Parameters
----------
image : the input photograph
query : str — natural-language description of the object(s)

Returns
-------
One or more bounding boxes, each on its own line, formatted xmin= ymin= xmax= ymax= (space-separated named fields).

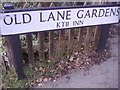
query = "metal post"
xmin=96 ymin=2 xmax=117 ymax=53
xmin=96 ymin=24 xmax=111 ymax=53
xmin=3 ymin=3 xmax=25 ymax=80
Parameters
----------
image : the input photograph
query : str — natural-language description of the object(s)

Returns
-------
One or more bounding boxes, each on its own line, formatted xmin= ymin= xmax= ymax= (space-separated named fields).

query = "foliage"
xmin=2 ymin=60 xmax=58 ymax=88
xmin=2 ymin=71 xmax=26 ymax=88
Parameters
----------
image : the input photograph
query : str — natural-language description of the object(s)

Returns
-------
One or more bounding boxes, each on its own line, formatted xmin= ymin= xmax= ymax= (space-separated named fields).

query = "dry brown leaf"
xmin=43 ymin=78 xmax=48 ymax=82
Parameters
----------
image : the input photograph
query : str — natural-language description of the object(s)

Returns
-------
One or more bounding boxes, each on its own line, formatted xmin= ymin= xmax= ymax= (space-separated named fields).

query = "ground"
xmin=35 ymin=24 xmax=118 ymax=88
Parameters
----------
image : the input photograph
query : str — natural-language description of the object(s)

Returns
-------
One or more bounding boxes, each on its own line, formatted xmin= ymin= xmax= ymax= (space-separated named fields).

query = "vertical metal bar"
xmin=67 ymin=2 xmax=77 ymax=54
xmin=96 ymin=24 xmax=111 ymax=53
xmin=3 ymin=3 xmax=25 ymax=80
xmin=59 ymin=29 xmax=65 ymax=56
xmin=68 ymin=28 xmax=75 ymax=54
xmin=26 ymin=34 xmax=34 ymax=62
xmin=59 ymin=2 xmax=66 ymax=57
xmin=93 ymin=0 xmax=106 ymax=52
xmin=38 ymin=32 xmax=45 ymax=60
xmin=23 ymin=2 xmax=34 ymax=62
xmin=49 ymin=3 xmax=55 ymax=60
xmin=37 ymin=3 xmax=45 ymax=60
xmin=92 ymin=26 xmax=101 ymax=50
xmin=84 ymin=27 xmax=94 ymax=53
xmin=78 ymin=28 xmax=85 ymax=52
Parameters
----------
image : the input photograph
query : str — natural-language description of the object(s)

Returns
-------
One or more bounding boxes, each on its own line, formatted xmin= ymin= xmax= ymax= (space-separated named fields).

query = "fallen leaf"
xmin=69 ymin=57 xmax=74 ymax=61
xmin=47 ymin=60 xmax=51 ymax=63
xmin=39 ymin=78 xmax=43 ymax=82
xmin=35 ymin=67 xmax=38 ymax=71
xmin=49 ymin=78 xmax=52 ymax=81
xmin=68 ymin=66 xmax=71 ymax=68
xmin=39 ymin=67 xmax=43 ymax=71
xmin=29 ymin=64 xmax=33 ymax=68
xmin=43 ymin=78 xmax=48 ymax=82
xmin=53 ymin=79 xmax=56 ymax=82
xmin=38 ymin=83 xmax=44 ymax=87
xmin=86 ymin=61 xmax=90 ymax=65
xmin=74 ymin=52 xmax=78 ymax=55
xmin=50 ymin=70 xmax=54 ymax=72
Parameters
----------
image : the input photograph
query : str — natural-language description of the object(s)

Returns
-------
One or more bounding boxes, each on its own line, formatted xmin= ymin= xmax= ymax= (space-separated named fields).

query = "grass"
xmin=2 ymin=68 xmax=34 ymax=88
xmin=2 ymin=71 xmax=26 ymax=88
xmin=1 ymin=60 xmax=58 ymax=88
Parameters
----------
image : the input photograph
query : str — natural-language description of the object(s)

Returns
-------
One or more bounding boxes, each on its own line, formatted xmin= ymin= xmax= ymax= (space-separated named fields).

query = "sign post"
xmin=3 ymin=3 xmax=25 ymax=80
xmin=96 ymin=24 xmax=111 ymax=53
xmin=96 ymin=2 xmax=119 ymax=53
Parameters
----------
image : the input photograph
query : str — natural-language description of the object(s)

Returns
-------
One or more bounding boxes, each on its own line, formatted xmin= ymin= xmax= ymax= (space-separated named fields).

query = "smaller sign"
xmin=0 ymin=4 xmax=120 ymax=35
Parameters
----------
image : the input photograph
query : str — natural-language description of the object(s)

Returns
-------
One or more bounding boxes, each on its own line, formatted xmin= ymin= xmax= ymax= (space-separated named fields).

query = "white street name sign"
xmin=0 ymin=4 xmax=119 ymax=35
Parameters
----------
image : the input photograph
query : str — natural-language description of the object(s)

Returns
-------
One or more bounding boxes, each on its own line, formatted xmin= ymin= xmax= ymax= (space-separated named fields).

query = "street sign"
xmin=0 ymin=4 xmax=119 ymax=35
